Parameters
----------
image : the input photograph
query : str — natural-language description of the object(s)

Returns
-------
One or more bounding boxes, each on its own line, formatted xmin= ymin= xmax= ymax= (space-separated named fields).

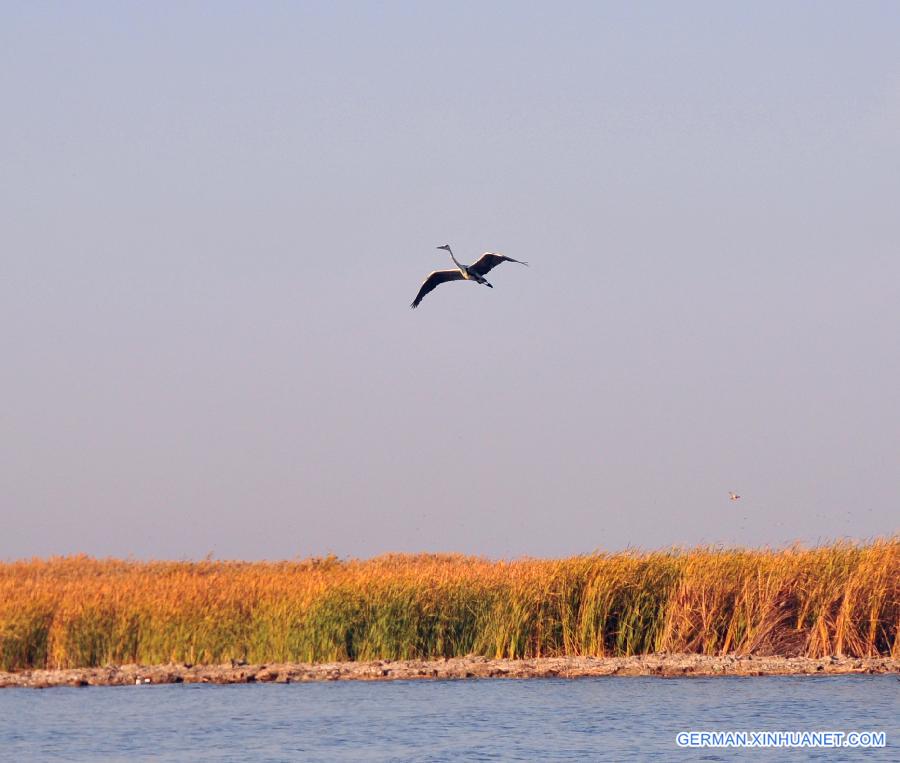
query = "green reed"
xmin=0 ymin=541 xmax=896 ymax=671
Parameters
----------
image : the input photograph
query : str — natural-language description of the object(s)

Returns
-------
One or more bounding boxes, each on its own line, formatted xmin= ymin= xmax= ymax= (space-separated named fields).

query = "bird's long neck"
xmin=446 ymin=247 xmax=464 ymax=271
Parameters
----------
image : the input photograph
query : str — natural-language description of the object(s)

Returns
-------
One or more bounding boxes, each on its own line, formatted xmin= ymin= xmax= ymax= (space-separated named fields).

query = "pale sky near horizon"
xmin=2 ymin=2 xmax=899 ymax=560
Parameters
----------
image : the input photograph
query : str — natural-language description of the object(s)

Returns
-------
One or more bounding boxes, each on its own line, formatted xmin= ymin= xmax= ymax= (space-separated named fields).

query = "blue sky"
xmin=2 ymin=2 xmax=899 ymax=559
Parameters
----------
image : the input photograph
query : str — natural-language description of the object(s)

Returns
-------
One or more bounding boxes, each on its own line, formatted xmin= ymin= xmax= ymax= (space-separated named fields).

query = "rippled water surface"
xmin=2 ymin=675 xmax=897 ymax=761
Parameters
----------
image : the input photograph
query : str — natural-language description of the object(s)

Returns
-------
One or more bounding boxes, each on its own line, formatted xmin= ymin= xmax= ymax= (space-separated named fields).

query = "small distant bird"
xmin=729 ymin=492 xmax=741 ymax=501
xmin=411 ymin=244 xmax=527 ymax=308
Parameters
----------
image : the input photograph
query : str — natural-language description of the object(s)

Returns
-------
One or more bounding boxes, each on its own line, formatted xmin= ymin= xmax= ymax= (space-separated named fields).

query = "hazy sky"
xmin=2 ymin=2 xmax=899 ymax=560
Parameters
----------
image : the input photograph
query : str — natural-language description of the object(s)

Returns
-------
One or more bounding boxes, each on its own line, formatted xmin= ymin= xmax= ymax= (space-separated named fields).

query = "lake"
xmin=1 ymin=676 xmax=896 ymax=761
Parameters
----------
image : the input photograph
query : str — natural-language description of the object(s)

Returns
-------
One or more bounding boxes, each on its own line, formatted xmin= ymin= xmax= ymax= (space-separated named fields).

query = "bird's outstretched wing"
xmin=468 ymin=252 xmax=528 ymax=277
xmin=411 ymin=269 xmax=465 ymax=308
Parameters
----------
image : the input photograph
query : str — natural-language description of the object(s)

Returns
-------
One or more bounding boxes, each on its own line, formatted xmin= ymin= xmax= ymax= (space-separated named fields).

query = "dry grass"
xmin=1 ymin=540 xmax=897 ymax=671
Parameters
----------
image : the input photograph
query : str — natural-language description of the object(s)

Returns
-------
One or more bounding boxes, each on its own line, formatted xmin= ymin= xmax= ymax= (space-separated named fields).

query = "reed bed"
xmin=1 ymin=540 xmax=897 ymax=671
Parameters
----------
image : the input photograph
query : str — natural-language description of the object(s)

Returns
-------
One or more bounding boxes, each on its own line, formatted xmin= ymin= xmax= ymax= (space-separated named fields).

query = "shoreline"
xmin=2 ymin=654 xmax=898 ymax=688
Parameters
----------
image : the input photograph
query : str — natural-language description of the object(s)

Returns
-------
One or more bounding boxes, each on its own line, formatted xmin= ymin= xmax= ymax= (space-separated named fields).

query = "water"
xmin=1 ymin=676 xmax=896 ymax=761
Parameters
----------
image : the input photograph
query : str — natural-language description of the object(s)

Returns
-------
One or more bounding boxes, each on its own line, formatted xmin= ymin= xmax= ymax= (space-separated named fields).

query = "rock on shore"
xmin=2 ymin=654 xmax=898 ymax=688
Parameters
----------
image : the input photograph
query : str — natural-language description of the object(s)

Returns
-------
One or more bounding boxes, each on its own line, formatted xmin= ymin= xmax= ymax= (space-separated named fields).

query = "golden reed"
xmin=2 ymin=540 xmax=896 ymax=670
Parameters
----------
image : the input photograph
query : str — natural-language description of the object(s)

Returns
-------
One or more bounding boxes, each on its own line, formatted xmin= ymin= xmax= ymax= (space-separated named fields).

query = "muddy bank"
xmin=2 ymin=654 xmax=898 ymax=688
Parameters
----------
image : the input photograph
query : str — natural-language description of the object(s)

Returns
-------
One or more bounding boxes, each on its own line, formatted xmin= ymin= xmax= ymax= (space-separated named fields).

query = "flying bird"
xmin=729 ymin=492 xmax=741 ymax=501
xmin=411 ymin=244 xmax=527 ymax=308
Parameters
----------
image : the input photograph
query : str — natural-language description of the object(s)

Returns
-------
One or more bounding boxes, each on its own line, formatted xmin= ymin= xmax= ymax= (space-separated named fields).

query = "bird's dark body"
xmin=463 ymin=267 xmax=491 ymax=286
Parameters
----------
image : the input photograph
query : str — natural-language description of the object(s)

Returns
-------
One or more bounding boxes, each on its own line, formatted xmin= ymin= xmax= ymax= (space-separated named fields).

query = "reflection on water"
xmin=1 ymin=676 xmax=896 ymax=761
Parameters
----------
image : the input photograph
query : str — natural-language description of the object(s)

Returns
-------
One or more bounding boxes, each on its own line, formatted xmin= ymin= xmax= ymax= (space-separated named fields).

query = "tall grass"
xmin=1 ymin=540 xmax=896 ymax=671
